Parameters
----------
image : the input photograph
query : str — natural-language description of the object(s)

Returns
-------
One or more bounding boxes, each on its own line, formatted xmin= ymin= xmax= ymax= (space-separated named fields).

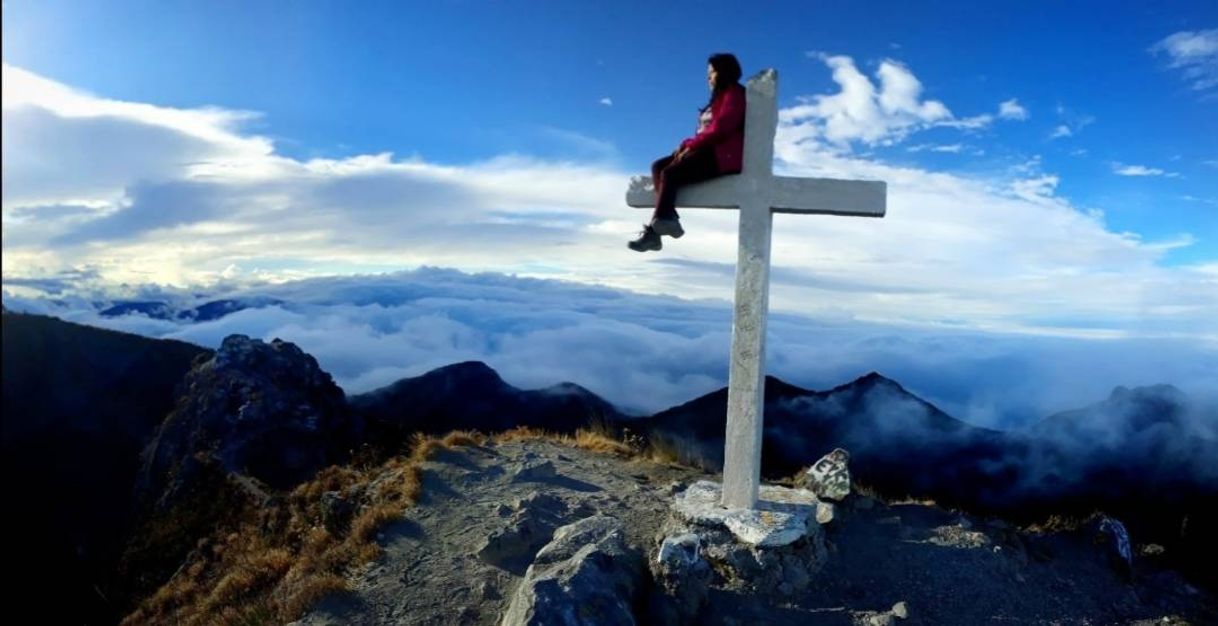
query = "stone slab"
xmin=672 ymin=480 xmax=821 ymax=547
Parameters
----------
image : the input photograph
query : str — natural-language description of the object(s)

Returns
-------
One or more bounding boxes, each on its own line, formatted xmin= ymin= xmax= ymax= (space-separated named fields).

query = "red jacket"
xmin=680 ymin=83 xmax=746 ymax=173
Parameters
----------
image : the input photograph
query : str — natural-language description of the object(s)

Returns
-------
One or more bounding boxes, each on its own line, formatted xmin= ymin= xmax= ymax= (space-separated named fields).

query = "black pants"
xmin=651 ymin=149 xmax=720 ymax=222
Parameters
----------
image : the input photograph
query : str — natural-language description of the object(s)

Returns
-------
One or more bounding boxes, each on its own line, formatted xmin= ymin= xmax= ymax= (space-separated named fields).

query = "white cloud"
xmin=998 ymin=98 xmax=1028 ymax=120
xmin=935 ymin=114 xmax=994 ymax=129
xmin=1049 ymin=125 xmax=1073 ymax=139
xmin=1181 ymin=194 xmax=1218 ymax=206
xmin=787 ymin=53 xmax=994 ymax=149
xmin=537 ymin=126 xmax=617 ymax=160
xmin=599 ymin=97 xmax=613 ymax=106
xmin=3 ymin=63 xmax=1215 ymax=352
xmin=4 ymin=269 xmax=1216 ymax=429
xmin=1047 ymin=105 xmax=1095 ymax=140
xmin=907 ymin=143 xmax=964 ymax=153
xmin=1150 ymin=28 xmax=1218 ymax=94
xmin=1 ymin=63 xmax=279 ymax=209
xmin=1112 ymin=162 xmax=1179 ymax=177
xmin=1009 ymin=174 xmax=1060 ymax=200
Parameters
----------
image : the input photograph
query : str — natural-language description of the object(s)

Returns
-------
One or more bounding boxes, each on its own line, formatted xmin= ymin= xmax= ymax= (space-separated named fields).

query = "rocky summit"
xmin=289 ymin=437 xmax=1215 ymax=626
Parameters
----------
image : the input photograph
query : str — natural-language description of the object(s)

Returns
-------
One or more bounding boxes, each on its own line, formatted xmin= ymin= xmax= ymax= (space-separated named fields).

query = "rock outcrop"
xmin=501 ymin=515 xmax=645 ymax=626
xmin=134 ymin=334 xmax=362 ymax=511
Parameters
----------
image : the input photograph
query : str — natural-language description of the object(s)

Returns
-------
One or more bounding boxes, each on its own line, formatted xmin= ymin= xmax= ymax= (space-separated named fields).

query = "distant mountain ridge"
xmin=350 ymin=360 xmax=628 ymax=446
xmin=641 ymin=370 xmax=1020 ymax=508
xmin=2 ymin=310 xmax=1215 ymax=623
xmin=99 ymin=296 xmax=285 ymax=322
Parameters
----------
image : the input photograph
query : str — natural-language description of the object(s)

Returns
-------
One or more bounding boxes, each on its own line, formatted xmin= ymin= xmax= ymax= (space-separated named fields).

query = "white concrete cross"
xmin=626 ymin=68 xmax=887 ymax=510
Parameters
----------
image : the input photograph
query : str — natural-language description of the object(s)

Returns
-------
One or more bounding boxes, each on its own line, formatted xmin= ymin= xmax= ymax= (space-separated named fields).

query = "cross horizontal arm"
xmin=769 ymin=176 xmax=886 ymax=217
xmin=625 ymin=175 xmax=743 ymax=210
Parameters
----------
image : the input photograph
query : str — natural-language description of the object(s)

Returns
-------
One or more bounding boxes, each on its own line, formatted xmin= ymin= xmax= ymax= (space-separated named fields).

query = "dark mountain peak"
xmin=856 ymin=371 xmax=901 ymax=388
xmin=185 ymin=297 xmax=286 ymax=322
xmin=542 ymin=381 xmax=595 ymax=395
xmin=137 ymin=334 xmax=359 ymax=508
xmin=762 ymin=374 xmax=813 ymax=397
xmin=1032 ymin=382 xmax=1193 ymax=439
xmin=424 ymin=360 xmax=507 ymax=387
xmin=816 ymin=370 xmax=905 ymax=397
xmin=100 ymin=300 xmax=175 ymax=320
xmin=98 ymin=297 xmax=283 ymax=322
xmin=1108 ymin=383 xmax=1186 ymax=405
xmin=354 ymin=361 xmax=626 ymax=437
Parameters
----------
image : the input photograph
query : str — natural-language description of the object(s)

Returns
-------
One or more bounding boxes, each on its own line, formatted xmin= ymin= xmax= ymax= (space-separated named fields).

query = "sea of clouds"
xmin=5 ymin=267 xmax=1215 ymax=429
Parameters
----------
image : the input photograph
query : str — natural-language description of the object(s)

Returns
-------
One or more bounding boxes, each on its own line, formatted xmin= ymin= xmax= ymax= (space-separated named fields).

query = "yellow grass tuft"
xmin=572 ymin=428 xmax=635 ymax=457
xmin=641 ymin=434 xmax=686 ymax=466
xmin=1023 ymin=510 xmax=1103 ymax=534
xmin=493 ymin=425 xmax=552 ymax=443
xmin=441 ymin=430 xmax=487 ymax=448
xmin=350 ymin=503 xmax=405 ymax=544
xmin=281 ymin=574 xmax=348 ymax=620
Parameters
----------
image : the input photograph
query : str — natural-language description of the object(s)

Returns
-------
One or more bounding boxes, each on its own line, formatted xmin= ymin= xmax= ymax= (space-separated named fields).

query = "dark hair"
xmin=702 ymin=53 xmax=743 ymax=112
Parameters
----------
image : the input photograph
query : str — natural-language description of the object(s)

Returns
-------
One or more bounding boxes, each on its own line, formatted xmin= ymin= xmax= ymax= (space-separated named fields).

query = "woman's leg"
xmin=653 ymin=149 xmax=720 ymax=222
xmin=648 ymin=155 xmax=676 ymax=224
xmin=652 ymin=155 xmax=676 ymax=185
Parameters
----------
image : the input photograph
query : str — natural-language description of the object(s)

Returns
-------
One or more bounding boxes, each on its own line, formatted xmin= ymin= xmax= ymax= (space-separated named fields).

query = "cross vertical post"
xmin=721 ymin=70 xmax=779 ymax=509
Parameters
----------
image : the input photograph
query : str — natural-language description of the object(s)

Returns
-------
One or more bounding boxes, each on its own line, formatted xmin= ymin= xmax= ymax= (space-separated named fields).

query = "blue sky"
xmin=2 ymin=1 xmax=1216 ymax=422
xmin=4 ymin=1 xmax=1215 ymax=261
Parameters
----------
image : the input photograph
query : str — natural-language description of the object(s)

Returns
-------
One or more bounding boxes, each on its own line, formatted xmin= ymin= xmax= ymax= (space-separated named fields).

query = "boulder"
xmin=648 ymin=533 xmax=712 ymax=624
xmin=320 ymin=491 xmax=354 ymax=534
xmin=501 ymin=515 xmax=644 ymax=626
xmin=1094 ymin=515 xmax=1134 ymax=579
xmin=512 ymin=459 xmax=558 ymax=482
xmin=477 ymin=491 xmax=569 ymax=572
xmin=801 ymin=448 xmax=852 ymax=501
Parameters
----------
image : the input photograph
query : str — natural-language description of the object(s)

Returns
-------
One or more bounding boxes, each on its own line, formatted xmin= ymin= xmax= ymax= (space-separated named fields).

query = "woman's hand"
xmin=672 ymin=146 xmax=690 ymax=162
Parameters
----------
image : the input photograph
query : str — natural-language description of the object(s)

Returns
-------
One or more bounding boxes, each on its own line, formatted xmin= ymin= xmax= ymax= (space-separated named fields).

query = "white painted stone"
xmin=626 ymin=69 xmax=886 ymax=510
xmin=656 ymin=533 xmax=702 ymax=567
xmin=671 ymin=480 xmax=822 ymax=547
xmin=805 ymin=447 xmax=851 ymax=501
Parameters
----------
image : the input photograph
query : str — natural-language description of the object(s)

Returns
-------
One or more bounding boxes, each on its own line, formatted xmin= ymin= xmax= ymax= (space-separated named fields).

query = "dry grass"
xmin=120 ymin=431 xmax=483 ymax=626
xmin=494 ymin=425 xmax=558 ymax=444
xmin=493 ymin=425 xmax=636 ymax=457
xmin=843 ymin=480 xmax=941 ymax=508
xmin=1022 ymin=510 xmax=1104 ymax=534
xmin=639 ymin=433 xmax=687 ymax=466
xmin=494 ymin=423 xmax=698 ymax=466
xmin=122 ymin=423 xmax=683 ymax=625
xmin=572 ymin=429 xmax=636 ymax=456
xmin=885 ymin=495 xmax=940 ymax=507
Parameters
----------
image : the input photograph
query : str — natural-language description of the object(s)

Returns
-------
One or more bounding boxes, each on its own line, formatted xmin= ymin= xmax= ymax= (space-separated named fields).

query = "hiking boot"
xmin=651 ymin=217 xmax=685 ymax=238
xmin=627 ymin=225 xmax=662 ymax=252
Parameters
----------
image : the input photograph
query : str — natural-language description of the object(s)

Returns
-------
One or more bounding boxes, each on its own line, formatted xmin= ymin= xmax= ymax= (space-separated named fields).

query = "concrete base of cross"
xmin=672 ymin=480 xmax=823 ymax=547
